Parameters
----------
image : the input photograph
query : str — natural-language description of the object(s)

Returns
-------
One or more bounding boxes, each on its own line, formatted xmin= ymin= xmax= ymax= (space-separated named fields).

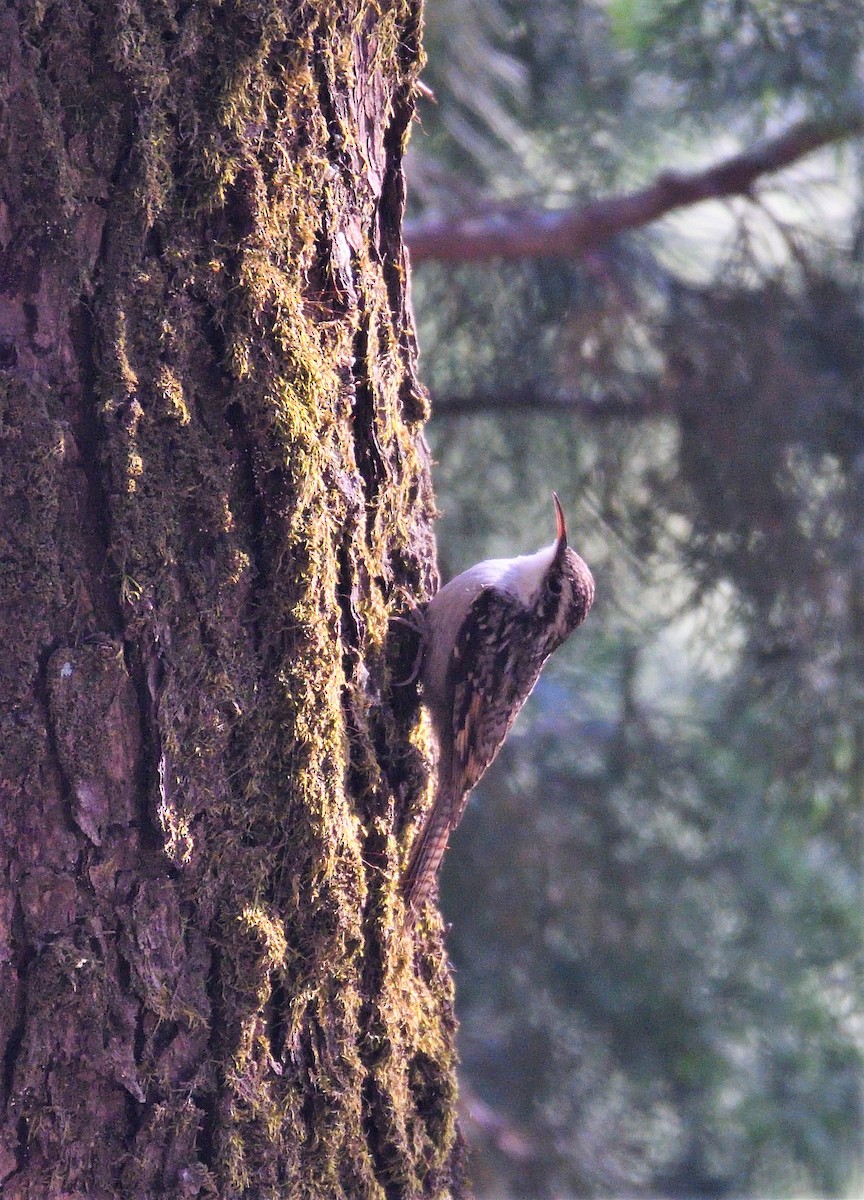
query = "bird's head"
xmin=543 ymin=492 xmax=595 ymax=641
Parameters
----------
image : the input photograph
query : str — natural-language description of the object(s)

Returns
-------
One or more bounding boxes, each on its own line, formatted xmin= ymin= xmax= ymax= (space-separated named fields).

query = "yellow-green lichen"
xmin=7 ymin=0 xmax=457 ymax=1194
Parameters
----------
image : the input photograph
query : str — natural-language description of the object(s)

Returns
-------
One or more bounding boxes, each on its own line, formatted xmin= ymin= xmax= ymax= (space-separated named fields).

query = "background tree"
xmin=404 ymin=1 xmax=864 ymax=1196
xmin=0 ymin=3 xmax=463 ymax=1198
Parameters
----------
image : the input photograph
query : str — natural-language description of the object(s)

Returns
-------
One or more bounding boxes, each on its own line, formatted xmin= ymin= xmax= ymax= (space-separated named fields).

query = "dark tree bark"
xmin=0 ymin=3 xmax=461 ymax=1197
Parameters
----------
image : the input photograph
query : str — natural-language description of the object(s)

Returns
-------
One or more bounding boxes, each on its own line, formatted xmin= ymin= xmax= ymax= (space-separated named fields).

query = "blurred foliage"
xmin=407 ymin=0 xmax=864 ymax=1196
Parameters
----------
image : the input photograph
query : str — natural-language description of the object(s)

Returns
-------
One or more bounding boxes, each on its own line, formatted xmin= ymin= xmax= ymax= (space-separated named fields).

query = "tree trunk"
xmin=0 ymin=3 xmax=461 ymax=1196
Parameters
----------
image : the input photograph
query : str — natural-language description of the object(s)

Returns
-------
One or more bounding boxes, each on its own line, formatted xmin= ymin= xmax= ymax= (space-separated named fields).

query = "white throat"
xmin=469 ymin=541 xmax=557 ymax=605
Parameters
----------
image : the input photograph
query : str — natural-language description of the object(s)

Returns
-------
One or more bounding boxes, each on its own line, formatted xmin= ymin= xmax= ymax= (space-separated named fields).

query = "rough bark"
xmin=0 ymin=2 xmax=460 ymax=1197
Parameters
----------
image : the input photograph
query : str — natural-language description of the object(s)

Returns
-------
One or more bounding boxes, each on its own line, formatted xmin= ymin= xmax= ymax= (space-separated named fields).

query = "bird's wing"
xmin=404 ymin=588 xmax=548 ymax=917
xmin=447 ymin=587 xmax=545 ymax=830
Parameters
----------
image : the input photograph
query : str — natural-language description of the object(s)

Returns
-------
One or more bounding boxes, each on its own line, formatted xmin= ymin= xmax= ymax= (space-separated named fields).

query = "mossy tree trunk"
xmin=0 ymin=2 xmax=460 ymax=1196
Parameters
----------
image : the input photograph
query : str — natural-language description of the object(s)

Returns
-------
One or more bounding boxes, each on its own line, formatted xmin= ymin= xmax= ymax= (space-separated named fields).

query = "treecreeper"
xmin=404 ymin=494 xmax=595 ymax=919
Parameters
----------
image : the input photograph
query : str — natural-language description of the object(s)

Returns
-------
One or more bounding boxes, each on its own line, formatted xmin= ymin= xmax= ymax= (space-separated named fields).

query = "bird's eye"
xmin=548 ymin=575 xmax=562 ymax=596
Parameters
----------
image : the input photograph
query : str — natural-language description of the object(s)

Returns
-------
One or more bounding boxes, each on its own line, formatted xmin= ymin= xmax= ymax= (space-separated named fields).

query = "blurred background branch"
xmin=407 ymin=112 xmax=864 ymax=264
xmin=406 ymin=1 xmax=864 ymax=1196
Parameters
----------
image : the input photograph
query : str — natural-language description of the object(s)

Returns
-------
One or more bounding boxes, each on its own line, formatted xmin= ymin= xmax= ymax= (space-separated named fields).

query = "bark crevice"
xmin=0 ymin=3 xmax=461 ymax=1196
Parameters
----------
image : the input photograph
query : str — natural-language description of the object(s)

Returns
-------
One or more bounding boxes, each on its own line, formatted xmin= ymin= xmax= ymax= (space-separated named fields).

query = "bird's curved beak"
xmin=552 ymin=492 xmax=568 ymax=549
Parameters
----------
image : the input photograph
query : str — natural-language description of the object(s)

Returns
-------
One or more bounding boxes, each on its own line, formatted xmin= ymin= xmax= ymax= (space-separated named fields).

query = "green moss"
xmin=6 ymin=0 xmax=457 ymax=1193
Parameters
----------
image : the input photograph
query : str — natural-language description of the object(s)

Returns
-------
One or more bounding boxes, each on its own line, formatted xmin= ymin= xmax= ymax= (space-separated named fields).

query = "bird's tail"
xmin=402 ymin=795 xmax=455 ymax=922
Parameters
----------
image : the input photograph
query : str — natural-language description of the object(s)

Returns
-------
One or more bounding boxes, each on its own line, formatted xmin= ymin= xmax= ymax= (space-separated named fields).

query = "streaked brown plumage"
xmin=404 ymin=494 xmax=595 ymax=919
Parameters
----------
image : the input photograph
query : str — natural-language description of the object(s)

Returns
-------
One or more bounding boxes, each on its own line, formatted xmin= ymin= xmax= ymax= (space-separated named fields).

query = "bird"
xmin=403 ymin=493 xmax=595 ymax=919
